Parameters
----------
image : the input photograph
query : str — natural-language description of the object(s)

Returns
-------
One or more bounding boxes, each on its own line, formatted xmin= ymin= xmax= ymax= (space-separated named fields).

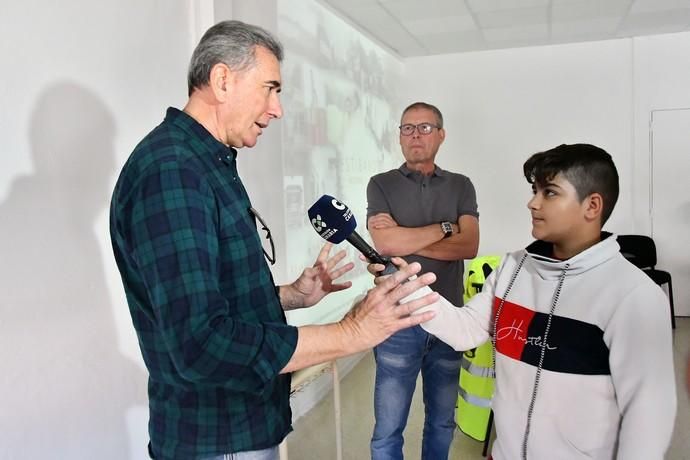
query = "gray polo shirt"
xmin=366 ymin=163 xmax=479 ymax=307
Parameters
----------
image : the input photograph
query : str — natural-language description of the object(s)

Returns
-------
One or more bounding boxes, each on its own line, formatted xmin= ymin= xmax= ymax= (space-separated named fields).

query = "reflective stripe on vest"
xmin=458 ymin=385 xmax=493 ymax=408
xmin=461 ymin=355 xmax=496 ymax=379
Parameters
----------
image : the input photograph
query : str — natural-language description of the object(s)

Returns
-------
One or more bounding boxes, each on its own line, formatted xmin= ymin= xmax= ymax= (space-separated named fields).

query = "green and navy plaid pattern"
xmin=110 ymin=108 xmax=298 ymax=459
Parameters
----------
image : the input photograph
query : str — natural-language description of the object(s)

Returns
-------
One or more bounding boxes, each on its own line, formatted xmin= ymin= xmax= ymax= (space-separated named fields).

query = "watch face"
xmin=441 ymin=221 xmax=453 ymax=237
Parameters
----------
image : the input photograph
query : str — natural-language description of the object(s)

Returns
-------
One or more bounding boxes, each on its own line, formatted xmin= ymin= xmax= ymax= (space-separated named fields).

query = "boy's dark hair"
xmin=523 ymin=144 xmax=619 ymax=225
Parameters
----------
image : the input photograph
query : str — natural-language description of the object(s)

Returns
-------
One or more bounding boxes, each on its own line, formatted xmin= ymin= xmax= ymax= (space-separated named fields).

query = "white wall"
xmin=402 ymin=39 xmax=634 ymax=256
xmin=0 ymin=1 xmax=194 ymax=459
xmin=632 ymin=33 xmax=690 ymax=234
xmin=401 ymin=32 xmax=690 ymax=263
xmin=633 ymin=33 xmax=690 ymax=316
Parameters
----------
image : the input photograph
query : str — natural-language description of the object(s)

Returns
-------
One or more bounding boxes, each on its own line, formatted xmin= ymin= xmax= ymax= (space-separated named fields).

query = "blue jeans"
xmin=201 ymin=446 xmax=279 ymax=460
xmin=371 ymin=325 xmax=461 ymax=460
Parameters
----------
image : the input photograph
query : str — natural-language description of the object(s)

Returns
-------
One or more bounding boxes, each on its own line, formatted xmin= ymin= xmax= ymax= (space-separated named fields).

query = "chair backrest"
xmin=617 ymin=234 xmax=657 ymax=269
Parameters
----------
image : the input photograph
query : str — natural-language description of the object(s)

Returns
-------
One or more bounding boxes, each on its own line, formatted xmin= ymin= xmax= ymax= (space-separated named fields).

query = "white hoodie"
xmin=419 ymin=234 xmax=676 ymax=459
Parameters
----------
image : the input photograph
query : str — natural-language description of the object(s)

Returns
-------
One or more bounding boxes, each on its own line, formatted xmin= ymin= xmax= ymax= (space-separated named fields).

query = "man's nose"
xmin=268 ymin=93 xmax=283 ymax=119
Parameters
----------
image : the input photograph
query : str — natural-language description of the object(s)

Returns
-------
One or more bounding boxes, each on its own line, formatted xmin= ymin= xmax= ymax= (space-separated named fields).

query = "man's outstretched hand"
xmin=339 ymin=261 xmax=438 ymax=349
xmin=281 ymin=242 xmax=354 ymax=310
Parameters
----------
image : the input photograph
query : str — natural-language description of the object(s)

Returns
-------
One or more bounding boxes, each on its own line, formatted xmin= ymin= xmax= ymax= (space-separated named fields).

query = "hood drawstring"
xmin=490 ymin=254 xmax=570 ymax=460
xmin=491 ymin=255 xmax=527 ymax=371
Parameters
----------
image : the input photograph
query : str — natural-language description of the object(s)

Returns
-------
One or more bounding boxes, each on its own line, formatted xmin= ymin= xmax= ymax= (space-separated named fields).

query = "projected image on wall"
xmin=277 ymin=0 xmax=403 ymax=325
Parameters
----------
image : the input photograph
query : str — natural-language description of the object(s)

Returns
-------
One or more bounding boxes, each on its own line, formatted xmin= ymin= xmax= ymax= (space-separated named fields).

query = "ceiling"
xmin=319 ymin=0 xmax=690 ymax=57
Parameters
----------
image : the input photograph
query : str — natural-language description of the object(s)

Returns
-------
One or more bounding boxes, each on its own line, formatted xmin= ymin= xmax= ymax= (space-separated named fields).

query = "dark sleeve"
xmin=128 ymin=160 xmax=297 ymax=392
xmin=366 ymin=176 xmax=392 ymax=227
xmin=457 ymin=176 xmax=479 ymax=219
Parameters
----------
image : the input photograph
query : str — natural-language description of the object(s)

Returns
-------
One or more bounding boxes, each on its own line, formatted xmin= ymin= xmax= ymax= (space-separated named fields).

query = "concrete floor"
xmin=286 ymin=318 xmax=690 ymax=459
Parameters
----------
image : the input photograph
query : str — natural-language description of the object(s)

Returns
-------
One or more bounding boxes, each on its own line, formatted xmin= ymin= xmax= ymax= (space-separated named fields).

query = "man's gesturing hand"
xmin=339 ymin=261 xmax=438 ymax=350
xmin=282 ymin=242 xmax=354 ymax=310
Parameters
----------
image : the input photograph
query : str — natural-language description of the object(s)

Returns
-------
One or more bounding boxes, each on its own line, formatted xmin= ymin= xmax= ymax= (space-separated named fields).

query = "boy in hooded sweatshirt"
xmin=372 ymin=143 xmax=676 ymax=459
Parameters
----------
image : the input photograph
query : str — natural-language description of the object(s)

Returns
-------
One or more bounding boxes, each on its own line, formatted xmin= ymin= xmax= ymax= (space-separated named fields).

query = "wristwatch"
xmin=440 ymin=221 xmax=453 ymax=238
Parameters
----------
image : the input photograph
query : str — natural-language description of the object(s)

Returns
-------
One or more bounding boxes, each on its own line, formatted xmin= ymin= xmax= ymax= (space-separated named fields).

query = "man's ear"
xmin=584 ymin=192 xmax=603 ymax=222
xmin=209 ymin=63 xmax=232 ymax=102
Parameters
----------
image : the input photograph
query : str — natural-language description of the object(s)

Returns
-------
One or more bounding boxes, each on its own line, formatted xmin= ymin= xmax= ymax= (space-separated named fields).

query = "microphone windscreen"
xmin=307 ymin=195 xmax=358 ymax=244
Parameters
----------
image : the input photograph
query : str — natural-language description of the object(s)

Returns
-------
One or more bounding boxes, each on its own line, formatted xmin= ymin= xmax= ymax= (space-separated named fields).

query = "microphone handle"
xmin=346 ymin=231 xmax=398 ymax=276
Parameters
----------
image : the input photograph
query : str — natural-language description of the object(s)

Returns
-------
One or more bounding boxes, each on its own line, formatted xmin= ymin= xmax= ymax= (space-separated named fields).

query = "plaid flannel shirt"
xmin=110 ymin=108 xmax=297 ymax=459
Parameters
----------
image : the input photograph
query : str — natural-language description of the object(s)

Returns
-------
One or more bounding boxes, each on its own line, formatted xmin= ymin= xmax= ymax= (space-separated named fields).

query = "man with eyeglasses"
xmin=110 ymin=22 xmax=440 ymax=460
xmin=366 ymin=101 xmax=480 ymax=459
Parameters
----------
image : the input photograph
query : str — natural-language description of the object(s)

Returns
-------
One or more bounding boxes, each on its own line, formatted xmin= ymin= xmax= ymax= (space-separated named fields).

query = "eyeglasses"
xmin=249 ymin=207 xmax=276 ymax=265
xmin=399 ymin=123 xmax=441 ymax=136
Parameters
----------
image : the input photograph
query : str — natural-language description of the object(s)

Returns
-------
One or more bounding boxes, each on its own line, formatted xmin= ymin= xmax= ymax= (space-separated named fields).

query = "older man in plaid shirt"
xmin=110 ymin=20 xmax=438 ymax=460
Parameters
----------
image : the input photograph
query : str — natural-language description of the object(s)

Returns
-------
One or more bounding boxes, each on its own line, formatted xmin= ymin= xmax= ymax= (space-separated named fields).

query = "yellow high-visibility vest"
xmin=456 ymin=255 xmax=501 ymax=442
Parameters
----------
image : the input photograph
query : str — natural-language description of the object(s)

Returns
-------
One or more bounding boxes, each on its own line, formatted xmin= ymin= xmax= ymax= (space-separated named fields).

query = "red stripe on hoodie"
xmin=493 ymin=298 xmax=536 ymax=361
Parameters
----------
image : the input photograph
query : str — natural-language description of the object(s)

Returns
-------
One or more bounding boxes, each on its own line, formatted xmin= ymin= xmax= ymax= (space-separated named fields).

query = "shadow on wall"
xmin=0 ymin=82 xmax=147 ymax=459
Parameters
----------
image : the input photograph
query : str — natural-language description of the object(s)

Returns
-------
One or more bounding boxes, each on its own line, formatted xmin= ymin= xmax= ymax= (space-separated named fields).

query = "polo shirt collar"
xmin=398 ymin=163 xmax=446 ymax=177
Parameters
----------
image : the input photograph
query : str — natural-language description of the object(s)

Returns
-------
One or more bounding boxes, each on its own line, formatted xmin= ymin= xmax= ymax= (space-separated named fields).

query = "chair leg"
xmin=332 ymin=361 xmax=342 ymax=460
xmin=666 ymin=280 xmax=675 ymax=329
xmin=482 ymin=410 xmax=494 ymax=457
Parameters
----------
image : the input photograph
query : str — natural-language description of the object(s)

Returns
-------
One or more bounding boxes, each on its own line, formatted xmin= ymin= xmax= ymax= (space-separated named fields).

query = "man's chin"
xmin=241 ymin=137 xmax=258 ymax=148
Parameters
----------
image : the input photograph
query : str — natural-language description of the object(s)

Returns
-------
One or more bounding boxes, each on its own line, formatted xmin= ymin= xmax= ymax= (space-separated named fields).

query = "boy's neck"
xmin=551 ymin=232 xmax=603 ymax=260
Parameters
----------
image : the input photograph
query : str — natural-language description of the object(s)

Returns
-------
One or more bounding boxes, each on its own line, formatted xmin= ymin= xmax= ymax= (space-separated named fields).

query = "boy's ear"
xmin=583 ymin=192 xmax=603 ymax=222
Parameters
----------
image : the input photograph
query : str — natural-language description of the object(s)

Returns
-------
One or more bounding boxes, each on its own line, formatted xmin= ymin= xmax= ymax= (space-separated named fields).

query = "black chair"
xmin=617 ymin=234 xmax=675 ymax=329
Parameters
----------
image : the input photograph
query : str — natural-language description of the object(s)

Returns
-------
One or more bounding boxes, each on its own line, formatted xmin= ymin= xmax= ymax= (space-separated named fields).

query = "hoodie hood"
xmin=521 ymin=232 xmax=620 ymax=279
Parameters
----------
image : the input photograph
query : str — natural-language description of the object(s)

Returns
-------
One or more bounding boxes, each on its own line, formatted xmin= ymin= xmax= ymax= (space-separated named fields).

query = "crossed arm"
xmin=368 ymin=212 xmax=479 ymax=261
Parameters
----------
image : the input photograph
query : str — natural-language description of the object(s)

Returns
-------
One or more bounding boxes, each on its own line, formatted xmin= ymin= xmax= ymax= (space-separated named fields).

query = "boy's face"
xmin=527 ymin=173 xmax=590 ymax=244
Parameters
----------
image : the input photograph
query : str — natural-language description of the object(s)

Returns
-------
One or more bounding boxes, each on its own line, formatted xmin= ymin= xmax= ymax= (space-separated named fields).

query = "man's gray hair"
xmin=401 ymin=102 xmax=444 ymax=128
xmin=187 ymin=20 xmax=283 ymax=96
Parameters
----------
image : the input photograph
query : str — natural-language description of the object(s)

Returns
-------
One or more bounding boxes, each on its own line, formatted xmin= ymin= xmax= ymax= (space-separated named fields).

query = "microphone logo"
xmin=331 ymin=199 xmax=346 ymax=211
xmin=310 ymin=214 xmax=327 ymax=234
xmin=310 ymin=213 xmax=339 ymax=241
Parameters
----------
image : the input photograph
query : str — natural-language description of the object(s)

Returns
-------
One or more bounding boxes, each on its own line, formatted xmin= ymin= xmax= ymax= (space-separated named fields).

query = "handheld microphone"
xmin=307 ymin=195 xmax=397 ymax=275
